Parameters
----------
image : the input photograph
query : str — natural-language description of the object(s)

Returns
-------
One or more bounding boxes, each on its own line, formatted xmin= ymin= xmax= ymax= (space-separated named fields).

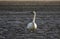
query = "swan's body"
xmin=27 ymin=11 xmax=37 ymax=32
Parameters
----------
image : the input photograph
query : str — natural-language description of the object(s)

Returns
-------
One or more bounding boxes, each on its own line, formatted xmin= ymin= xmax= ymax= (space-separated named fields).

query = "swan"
xmin=27 ymin=11 xmax=37 ymax=32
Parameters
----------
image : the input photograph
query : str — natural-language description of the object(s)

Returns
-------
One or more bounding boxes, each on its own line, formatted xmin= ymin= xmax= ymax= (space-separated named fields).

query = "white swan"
xmin=27 ymin=11 xmax=37 ymax=32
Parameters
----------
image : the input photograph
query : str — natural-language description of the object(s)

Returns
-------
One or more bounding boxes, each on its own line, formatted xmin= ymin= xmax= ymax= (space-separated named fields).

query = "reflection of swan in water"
xmin=27 ymin=11 xmax=37 ymax=32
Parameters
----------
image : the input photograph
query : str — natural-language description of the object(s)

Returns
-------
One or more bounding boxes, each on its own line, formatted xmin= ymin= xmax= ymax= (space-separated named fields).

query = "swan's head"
xmin=31 ymin=11 xmax=36 ymax=15
xmin=33 ymin=11 xmax=36 ymax=14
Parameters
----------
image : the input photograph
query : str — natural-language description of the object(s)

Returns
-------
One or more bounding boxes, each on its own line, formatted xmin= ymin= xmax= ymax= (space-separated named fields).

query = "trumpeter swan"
xmin=27 ymin=11 xmax=37 ymax=32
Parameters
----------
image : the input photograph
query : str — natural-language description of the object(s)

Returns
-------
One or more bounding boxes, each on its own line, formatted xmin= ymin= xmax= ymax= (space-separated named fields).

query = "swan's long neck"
xmin=33 ymin=11 xmax=36 ymax=23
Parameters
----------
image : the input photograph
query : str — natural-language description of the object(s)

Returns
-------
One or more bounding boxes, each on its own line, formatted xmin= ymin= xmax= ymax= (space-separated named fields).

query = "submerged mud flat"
xmin=0 ymin=5 xmax=60 ymax=39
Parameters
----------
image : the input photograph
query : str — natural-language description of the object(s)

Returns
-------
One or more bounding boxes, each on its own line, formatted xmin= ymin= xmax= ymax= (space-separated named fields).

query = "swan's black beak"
xmin=31 ymin=11 xmax=36 ymax=15
xmin=31 ymin=11 xmax=34 ymax=15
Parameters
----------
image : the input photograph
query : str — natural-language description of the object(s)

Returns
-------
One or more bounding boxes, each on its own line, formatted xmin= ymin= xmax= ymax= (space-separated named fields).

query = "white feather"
xmin=27 ymin=22 xmax=37 ymax=29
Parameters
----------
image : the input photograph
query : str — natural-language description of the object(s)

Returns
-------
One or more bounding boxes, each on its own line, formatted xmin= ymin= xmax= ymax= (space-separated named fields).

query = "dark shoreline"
xmin=0 ymin=5 xmax=60 ymax=12
xmin=0 ymin=1 xmax=60 ymax=5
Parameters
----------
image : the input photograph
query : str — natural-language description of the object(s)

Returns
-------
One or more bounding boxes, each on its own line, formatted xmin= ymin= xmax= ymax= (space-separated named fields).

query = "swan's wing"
xmin=27 ymin=22 xmax=37 ymax=29
xmin=27 ymin=22 xmax=33 ymax=29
